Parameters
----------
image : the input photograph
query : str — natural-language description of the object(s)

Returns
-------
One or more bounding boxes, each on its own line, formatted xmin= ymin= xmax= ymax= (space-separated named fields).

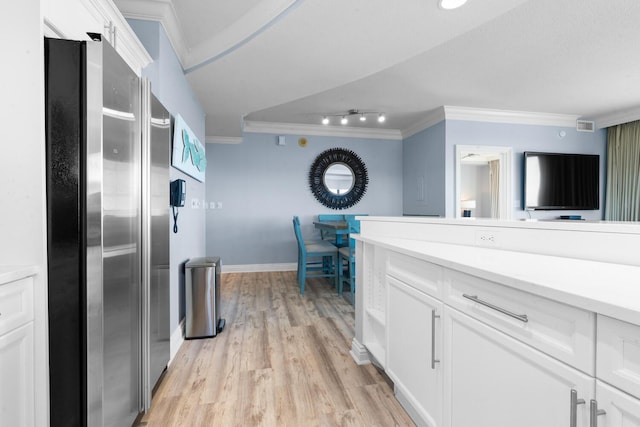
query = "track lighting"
xmin=320 ymin=109 xmax=387 ymax=126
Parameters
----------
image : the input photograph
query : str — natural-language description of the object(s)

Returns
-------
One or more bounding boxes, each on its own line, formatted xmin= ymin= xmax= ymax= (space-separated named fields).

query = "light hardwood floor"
xmin=134 ymin=271 xmax=414 ymax=427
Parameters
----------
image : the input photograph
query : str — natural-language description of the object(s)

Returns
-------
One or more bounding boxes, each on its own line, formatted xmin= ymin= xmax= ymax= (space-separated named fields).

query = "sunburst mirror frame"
xmin=308 ymin=147 xmax=368 ymax=210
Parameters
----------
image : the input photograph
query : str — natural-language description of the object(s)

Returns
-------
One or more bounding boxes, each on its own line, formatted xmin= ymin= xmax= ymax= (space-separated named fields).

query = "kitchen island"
xmin=351 ymin=217 xmax=640 ymax=427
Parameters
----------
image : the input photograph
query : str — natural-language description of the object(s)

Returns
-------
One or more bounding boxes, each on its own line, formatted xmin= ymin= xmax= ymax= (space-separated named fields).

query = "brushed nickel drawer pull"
xmin=431 ymin=309 xmax=440 ymax=369
xmin=589 ymin=400 xmax=606 ymax=427
xmin=462 ymin=294 xmax=529 ymax=323
xmin=570 ymin=389 xmax=585 ymax=427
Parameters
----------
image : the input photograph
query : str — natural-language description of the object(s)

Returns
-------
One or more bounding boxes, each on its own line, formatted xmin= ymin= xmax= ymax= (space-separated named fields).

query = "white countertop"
xmin=0 ymin=265 xmax=39 ymax=285
xmin=356 ymin=235 xmax=640 ymax=325
xmin=358 ymin=216 xmax=640 ymax=234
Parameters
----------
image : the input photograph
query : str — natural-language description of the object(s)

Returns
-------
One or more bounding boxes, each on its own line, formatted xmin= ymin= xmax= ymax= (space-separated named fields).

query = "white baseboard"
xmin=394 ymin=384 xmax=427 ymax=426
xmin=169 ymin=319 xmax=184 ymax=365
xmin=222 ymin=263 xmax=297 ymax=273
xmin=350 ymin=338 xmax=372 ymax=365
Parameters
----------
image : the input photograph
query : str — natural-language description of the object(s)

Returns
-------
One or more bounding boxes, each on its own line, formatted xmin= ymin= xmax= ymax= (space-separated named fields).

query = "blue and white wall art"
xmin=172 ymin=114 xmax=206 ymax=182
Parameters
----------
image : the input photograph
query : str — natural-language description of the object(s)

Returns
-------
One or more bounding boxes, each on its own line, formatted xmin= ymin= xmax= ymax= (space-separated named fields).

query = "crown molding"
xmin=443 ymin=106 xmax=580 ymax=127
xmin=595 ymin=106 xmax=640 ymax=129
xmin=400 ymin=106 xmax=582 ymax=139
xmin=206 ymin=136 xmax=243 ymax=145
xmin=243 ymin=120 xmax=403 ymax=140
xmin=112 ymin=0 xmax=188 ymax=68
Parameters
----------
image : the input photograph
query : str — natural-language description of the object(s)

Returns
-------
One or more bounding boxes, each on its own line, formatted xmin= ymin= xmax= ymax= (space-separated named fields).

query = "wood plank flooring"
xmin=134 ymin=271 xmax=414 ymax=427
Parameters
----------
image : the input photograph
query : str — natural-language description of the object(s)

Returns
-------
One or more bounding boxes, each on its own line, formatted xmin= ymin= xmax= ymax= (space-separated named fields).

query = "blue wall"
xmin=128 ymin=19 xmax=207 ymax=334
xmin=205 ymin=133 xmax=403 ymax=267
xmin=401 ymin=119 xmax=607 ymax=220
xmin=444 ymin=120 xmax=607 ymax=220
xmin=403 ymin=121 xmax=446 ymax=216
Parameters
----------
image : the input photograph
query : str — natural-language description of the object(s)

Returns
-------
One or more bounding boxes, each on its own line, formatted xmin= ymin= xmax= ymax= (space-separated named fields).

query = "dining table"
xmin=313 ymin=220 xmax=349 ymax=247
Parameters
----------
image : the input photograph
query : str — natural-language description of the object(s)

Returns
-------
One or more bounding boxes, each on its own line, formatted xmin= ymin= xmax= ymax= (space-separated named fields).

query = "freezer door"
xmin=45 ymin=37 xmax=88 ymax=427
xmin=148 ymin=91 xmax=170 ymax=393
xmin=99 ymin=40 xmax=142 ymax=427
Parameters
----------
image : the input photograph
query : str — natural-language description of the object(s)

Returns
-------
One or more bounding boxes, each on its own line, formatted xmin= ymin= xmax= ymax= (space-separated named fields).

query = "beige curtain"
xmin=605 ymin=120 xmax=640 ymax=221
xmin=489 ymin=160 xmax=500 ymax=218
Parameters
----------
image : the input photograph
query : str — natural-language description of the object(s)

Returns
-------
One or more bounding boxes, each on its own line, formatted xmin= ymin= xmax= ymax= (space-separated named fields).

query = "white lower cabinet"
xmin=359 ymin=243 xmax=640 ymax=427
xmin=594 ymin=380 xmax=640 ymax=426
xmin=0 ymin=322 xmax=34 ymax=427
xmin=387 ymin=276 xmax=443 ymax=427
xmin=443 ymin=306 xmax=593 ymax=427
xmin=0 ymin=274 xmax=35 ymax=427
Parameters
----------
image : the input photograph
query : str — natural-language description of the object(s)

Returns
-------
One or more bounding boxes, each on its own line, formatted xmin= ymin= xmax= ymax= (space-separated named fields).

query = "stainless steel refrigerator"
xmin=45 ymin=35 xmax=170 ymax=427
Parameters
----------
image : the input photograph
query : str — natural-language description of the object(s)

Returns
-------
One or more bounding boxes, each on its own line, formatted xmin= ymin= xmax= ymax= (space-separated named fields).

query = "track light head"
xmin=321 ymin=109 xmax=387 ymax=126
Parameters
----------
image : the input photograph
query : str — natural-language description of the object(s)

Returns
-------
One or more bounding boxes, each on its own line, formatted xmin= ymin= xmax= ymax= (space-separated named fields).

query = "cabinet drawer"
xmin=387 ymin=252 xmax=443 ymax=299
xmin=597 ymin=315 xmax=640 ymax=399
xmin=0 ymin=277 xmax=34 ymax=336
xmin=444 ymin=270 xmax=594 ymax=374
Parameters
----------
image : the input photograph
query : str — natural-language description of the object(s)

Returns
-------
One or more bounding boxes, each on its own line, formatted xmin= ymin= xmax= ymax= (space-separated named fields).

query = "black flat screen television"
xmin=524 ymin=152 xmax=599 ymax=210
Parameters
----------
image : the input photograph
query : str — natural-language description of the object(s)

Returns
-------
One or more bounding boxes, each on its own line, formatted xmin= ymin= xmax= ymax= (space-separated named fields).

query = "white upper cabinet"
xmin=43 ymin=0 xmax=151 ymax=74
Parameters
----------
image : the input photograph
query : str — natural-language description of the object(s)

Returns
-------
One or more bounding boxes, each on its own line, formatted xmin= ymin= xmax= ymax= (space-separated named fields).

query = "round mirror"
xmin=323 ymin=163 xmax=354 ymax=195
xmin=309 ymin=148 xmax=368 ymax=210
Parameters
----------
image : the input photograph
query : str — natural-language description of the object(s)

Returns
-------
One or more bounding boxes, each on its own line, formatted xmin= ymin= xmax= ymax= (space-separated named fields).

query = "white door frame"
xmin=455 ymin=145 xmax=513 ymax=219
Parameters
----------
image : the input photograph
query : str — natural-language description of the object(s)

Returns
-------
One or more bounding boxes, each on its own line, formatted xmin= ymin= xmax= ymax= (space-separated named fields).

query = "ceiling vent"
xmin=576 ymin=120 xmax=595 ymax=132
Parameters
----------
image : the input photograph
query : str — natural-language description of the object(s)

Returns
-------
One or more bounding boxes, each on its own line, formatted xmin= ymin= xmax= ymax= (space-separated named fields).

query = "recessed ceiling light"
xmin=439 ymin=0 xmax=467 ymax=10
xmin=341 ymin=116 xmax=348 ymax=125
xmin=322 ymin=116 xmax=329 ymax=125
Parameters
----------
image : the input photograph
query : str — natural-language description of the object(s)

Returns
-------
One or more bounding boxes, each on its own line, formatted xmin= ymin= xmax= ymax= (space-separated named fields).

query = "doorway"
xmin=455 ymin=145 xmax=512 ymax=219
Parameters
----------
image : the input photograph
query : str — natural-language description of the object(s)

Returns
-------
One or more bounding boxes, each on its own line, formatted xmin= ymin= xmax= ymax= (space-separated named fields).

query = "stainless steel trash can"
xmin=185 ymin=256 xmax=225 ymax=339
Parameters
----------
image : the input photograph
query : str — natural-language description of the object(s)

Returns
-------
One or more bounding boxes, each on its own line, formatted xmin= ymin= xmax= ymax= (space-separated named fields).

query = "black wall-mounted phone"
xmin=170 ymin=179 xmax=186 ymax=207
xmin=170 ymin=179 xmax=186 ymax=233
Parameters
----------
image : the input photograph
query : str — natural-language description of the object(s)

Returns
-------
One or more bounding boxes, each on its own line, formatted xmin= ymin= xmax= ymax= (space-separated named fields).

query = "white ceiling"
xmin=114 ymin=0 xmax=640 ymax=139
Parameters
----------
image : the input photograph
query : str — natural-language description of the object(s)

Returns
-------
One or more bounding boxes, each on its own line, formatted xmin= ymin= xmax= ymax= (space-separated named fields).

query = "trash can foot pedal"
xmin=217 ymin=318 xmax=226 ymax=333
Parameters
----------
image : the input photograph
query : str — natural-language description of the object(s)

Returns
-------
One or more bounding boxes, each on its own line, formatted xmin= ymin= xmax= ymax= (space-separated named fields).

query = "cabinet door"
xmin=594 ymin=380 xmax=640 ymax=426
xmin=597 ymin=315 xmax=640 ymax=399
xmin=443 ymin=307 xmax=593 ymax=427
xmin=387 ymin=276 xmax=443 ymax=427
xmin=0 ymin=322 xmax=34 ymax=427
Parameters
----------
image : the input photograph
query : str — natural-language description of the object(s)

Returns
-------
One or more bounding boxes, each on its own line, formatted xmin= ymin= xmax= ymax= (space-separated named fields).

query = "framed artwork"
xmin=172 ymin=114 xmax=206 ymax=182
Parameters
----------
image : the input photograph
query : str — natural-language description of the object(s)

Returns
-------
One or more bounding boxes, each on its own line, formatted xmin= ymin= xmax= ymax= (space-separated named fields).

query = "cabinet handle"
xmin=589 ymin=400 xmax=606 ymax=427
xmin=570 ymin=389 xmax=585 ymax=427
xmin=431 ymin=309 xmax=440 ymax=369
xmin=462 ymin=294 xmax=529 ymax=323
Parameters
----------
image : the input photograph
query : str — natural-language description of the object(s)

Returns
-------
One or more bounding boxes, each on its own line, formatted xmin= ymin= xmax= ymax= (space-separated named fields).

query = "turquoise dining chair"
xmin=292 ymin=216 xmax=338 ymax=294
xmin=338 ymin=215 xmax=360 ymax=303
